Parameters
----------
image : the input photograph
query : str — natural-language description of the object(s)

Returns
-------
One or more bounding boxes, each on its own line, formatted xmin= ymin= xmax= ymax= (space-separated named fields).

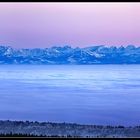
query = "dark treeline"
xmin=0 ymin=120 xmax=140 ymax=138
xmin=0 ymin=120 xmax=128 ymax=128
xmin=0 ymin=133 xmax=81 ymax=138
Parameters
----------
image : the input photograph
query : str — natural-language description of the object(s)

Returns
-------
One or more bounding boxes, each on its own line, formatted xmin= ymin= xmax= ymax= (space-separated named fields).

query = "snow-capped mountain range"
xmin=0 ymin=45 xmax=140 ymax=64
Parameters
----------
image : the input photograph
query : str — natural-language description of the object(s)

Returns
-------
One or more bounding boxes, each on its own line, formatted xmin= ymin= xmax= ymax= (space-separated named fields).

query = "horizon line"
xmin=0 ymin=44 xmax=139 ymax=49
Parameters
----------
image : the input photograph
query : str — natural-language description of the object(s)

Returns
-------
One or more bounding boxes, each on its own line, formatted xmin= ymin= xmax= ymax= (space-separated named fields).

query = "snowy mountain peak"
xmin=0 ymin=45 xmax=140 ymax=64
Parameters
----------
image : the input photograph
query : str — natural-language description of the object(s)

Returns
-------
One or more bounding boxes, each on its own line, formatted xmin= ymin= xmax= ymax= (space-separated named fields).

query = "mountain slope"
xmin=0 ymin=45 xmax=140 ymax=64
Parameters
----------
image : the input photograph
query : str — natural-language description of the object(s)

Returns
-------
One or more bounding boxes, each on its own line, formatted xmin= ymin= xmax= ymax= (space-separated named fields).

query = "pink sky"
xmin=0 ymin=2 xmax=139 ymax=48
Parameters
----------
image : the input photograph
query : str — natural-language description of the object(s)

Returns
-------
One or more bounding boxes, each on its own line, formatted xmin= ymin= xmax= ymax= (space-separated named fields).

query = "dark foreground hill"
xmin=0 ymin=120 xmax=140 ymax=138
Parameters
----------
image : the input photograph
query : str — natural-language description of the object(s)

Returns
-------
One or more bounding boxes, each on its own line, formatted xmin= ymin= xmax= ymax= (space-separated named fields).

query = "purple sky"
xmin=0 ymin=2 xmax=140 ymax=48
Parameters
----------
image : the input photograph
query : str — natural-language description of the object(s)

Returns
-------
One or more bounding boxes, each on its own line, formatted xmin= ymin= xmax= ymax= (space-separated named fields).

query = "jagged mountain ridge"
xmin=0 ymin=45 xmax=140 ymax=64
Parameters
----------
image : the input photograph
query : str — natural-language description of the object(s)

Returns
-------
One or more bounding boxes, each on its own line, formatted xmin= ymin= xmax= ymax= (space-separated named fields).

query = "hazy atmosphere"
xmin=0 ymin=3 xmax=140 ymax=138
xmin=0 ymin=2 xmax=139 ymax=48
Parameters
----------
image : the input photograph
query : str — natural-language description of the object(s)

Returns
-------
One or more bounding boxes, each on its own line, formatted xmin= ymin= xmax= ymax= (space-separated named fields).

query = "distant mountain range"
xmin=0 ymin=45 xmax=140 ymax=64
